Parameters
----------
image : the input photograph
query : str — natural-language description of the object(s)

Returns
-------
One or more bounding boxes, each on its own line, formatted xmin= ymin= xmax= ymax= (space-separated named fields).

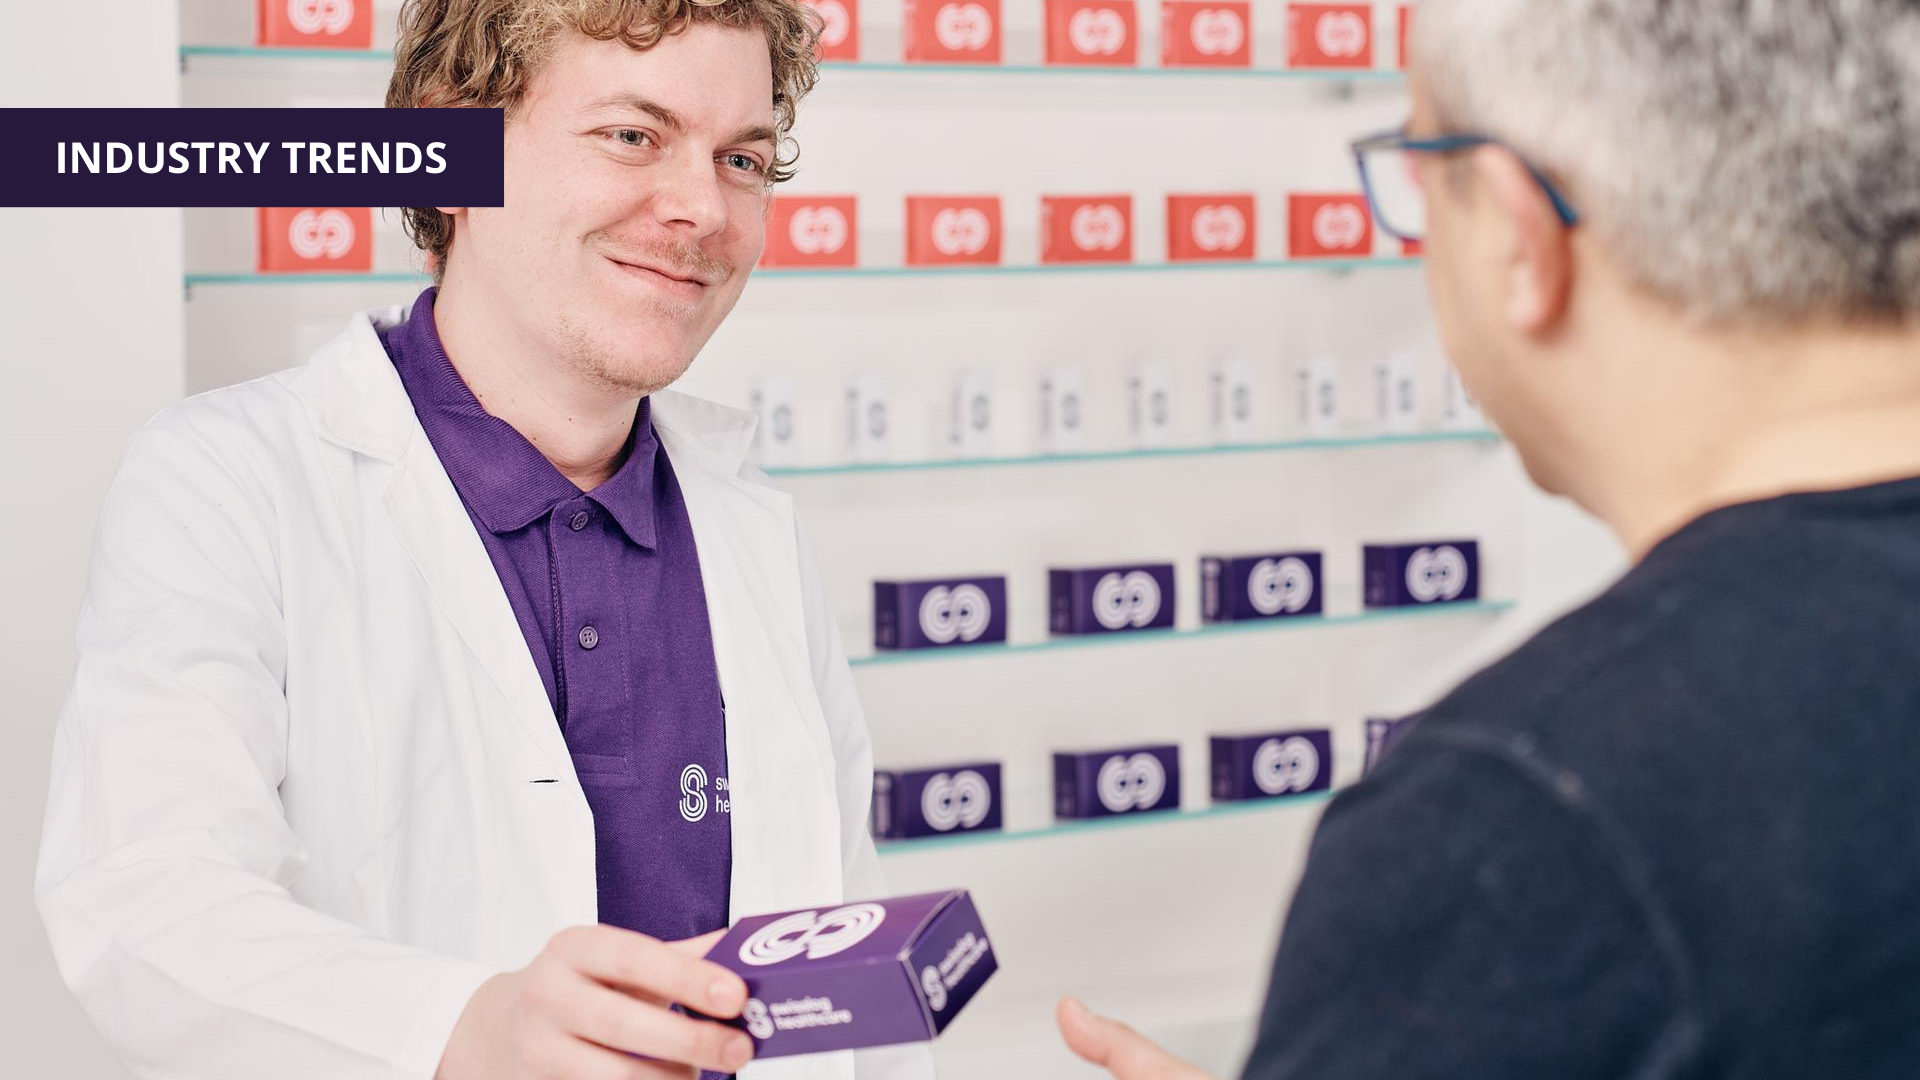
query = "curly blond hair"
xmin=387 ymin=0 xmax=822 ymax=278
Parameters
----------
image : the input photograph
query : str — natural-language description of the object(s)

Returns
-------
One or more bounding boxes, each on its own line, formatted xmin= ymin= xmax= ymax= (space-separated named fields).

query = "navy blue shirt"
xmin=1245 ymin=476 xmax=1920 ymax=1080
xmin=383 ymin=289 xmax=732 ymax=942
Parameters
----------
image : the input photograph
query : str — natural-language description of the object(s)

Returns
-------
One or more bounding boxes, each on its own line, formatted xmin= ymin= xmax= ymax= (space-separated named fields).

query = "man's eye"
xmin=724 ymin=154 xmax=765 ymax=175
xmin=609 ymin=129 xmax=653 ymax=147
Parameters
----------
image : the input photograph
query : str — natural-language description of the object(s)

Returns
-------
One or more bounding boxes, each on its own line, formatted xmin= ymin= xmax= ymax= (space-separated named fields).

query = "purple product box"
xmin=1364 ymin=716 xmax=1419 ymax=775
xmin=872 ymin=763 xmax=1005 ymax=840
xmin=1054 ymin=744 xmax=1181 ymax=819
xmin=1210 ymin=730 xmax=1334 ymax=801
xmin=707 ymin=890 xmax=997 ymax=1059
xmin=1363 ymin=540 xmax=1481 ymax=608
xmin=1049 ymin=563 xmax=1177 ymax=636
xmin=874 ymin=576 xmax=1009 ymax=651
xmin=1201 ymin=552 xmax=1325 ymax=623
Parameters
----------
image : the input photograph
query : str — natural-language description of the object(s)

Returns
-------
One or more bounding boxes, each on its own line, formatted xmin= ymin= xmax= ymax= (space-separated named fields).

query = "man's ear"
xmin=1471 ymin=145 xmax=1574 ymax=336
xmin=434 ymin=207 xmax=465 ymax=217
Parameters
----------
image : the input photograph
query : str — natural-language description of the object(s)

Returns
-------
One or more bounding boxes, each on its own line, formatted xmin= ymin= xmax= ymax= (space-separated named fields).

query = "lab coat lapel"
xmin=653 ymin=394 xmax=845 ymax=924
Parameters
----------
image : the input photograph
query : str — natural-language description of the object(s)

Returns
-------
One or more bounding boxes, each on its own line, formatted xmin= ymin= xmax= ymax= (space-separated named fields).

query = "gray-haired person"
xmin=1056 ymin=2 xmax=1920 ymax=1078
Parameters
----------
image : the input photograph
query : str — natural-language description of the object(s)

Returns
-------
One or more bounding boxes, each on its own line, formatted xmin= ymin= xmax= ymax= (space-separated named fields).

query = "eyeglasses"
xmin=1350 ymin=128 xmax=1580 ymax=244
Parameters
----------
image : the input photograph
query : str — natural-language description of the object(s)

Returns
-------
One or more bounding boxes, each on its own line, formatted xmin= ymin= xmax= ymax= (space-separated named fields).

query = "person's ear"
xmin=1470 ymin=145 xmax=1573 ymax=335
xmin=434 ymin=206 xmax=465 ymax=217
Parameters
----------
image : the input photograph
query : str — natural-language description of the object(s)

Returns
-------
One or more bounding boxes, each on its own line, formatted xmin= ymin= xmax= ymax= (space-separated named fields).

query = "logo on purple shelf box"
xmin=1363 ymin=540 xmax=1480 ymax=609
xmin=1201 ymin=552 xmax=1324 ymax=623
xmin=873 ymin=764 xmax=1004 ymax=840
xmin=1054 ymin=744 xmax=1181 ymax=818
xmin=1364 ymin=716 xmax=1418 ymax=774
xmin=1049 ymin=564 xmax=1177 ymax=636
xmin=874 ymin=577 xmax=1008 ymax=651
xmin=1211 ymin=730 xmax=1333 ymax=801
xmin=707 ymin=890 xmax=997 ymax=1058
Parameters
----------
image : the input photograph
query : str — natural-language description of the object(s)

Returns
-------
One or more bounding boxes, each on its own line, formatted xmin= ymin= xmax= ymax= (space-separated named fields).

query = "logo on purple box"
xmin=1364 ymin=716 xmax=1419 ymax=774
xmin=707 ymin=890 xmax=997 ymax=1058
xmin=1049 ymin=564 xmax=1177 ymax=636
xmin=1201 ymin=552 xmax=1324 ymax=623
xmin=873 ymin=764 xmax=1004 ymax=840
xmin=1054 ymin=744 xmax=1181 ymax=818
xmin=1210 ymin=730 xmax=1333 ymax=801
xmin=874 ymin=577 xmax=1009 ymax=651
xmin=1363 ymin=540 xmax=1480 ymax=608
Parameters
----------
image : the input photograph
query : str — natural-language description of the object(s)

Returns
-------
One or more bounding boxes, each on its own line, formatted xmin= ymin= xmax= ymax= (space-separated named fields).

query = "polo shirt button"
xmin=578 ymin=625 xmax=599 ymax=650
xmin=569 ymin=511 xmax=591 ymax=531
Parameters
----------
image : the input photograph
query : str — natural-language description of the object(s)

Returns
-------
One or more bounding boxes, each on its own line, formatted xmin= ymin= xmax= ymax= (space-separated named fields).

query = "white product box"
xmin=1294 ymin=356 xmax=1342 ymax=438
xmin=1442 ymin=362 xmax=1486 ymax=431
xmin=1210 ymin=361 xmax=1258 ymax=444
xmin=1130 ymin=362 xmax=1175 ymax=448
xmin=1038 ymin=367 xmax=1088 ymax=454
xmin=846 ymin=376 xmax=894 ymax=463
xmin=948 ymin=369 xmax=995 ymax=459
xmin=749 ymin=379 xmax=800 ymax=468
xmin=1373 ymin=352 xmax=1420 ymax=435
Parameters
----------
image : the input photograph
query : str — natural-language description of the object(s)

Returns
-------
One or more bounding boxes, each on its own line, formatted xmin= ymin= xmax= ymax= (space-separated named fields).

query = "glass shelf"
xmin=183 ymin=258 xmax=1417 ymax=292
xmin=848 ymin=600 xmax=1516 ymax=669
xmin=877 ymin=788 xmax=1336 ymax=854
xmin=179 ymin=45 xmax=1405 ymax=83
xmin=770 ymin=430 xmax=1499 ymax=479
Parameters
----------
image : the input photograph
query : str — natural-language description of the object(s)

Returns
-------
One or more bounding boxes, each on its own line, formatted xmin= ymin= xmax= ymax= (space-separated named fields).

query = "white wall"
xmin=3 ymin=1 xmax=1621 ymax=1077
xmin=0 ymin=3 xmax=181 ymax=1079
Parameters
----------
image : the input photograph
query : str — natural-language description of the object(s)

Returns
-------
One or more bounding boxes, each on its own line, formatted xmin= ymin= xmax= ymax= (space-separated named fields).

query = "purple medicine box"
xmin=874 ymin=577 xmax=1009 ymax=651
xmin=1054 ymin=744 xmax=1181 ymax=819
xmin=707 ymin=890 xmax=997 ymax=1059
xmin=1210 ymin=730 xmax=1334 ymax=801
xmin=1364 ymin=716 xmax=1419 ymax=774
xmin=873 ymin=763 xmax=1005 ymax=840
xmin=1201 ymin=552 xmax=1325 ymax=623
xmin=1049 ymin=563 xmax=1178 ymax=635
xmin=1363 ymin=540 xmax=1481 ymax=608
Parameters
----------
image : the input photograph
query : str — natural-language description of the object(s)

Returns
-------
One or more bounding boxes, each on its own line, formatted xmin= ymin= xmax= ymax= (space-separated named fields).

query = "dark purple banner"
xmin=0 ymin=108 xmax=505 ymax=208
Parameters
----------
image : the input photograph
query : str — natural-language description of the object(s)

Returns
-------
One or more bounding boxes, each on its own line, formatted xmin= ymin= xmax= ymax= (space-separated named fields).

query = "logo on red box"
xmin=1168 ymin=194 xmax=1255 ymax=261
xmin=799 ymin=0 xmax=860 ymax=61
xmin=257 ymin=0 xmax=373 ymax=48
xmin=1287 ymin=3 xmax=1372 ymax=69
xmin=1042 ymin=196 xmax=1133 ymax=264
xmin=904 ymin=0 xmax=1001 ymax=63
xmin=1046 ymin=0 xmax=1138 ymax=66
xmin=907 ymin=197 xmax=1003 ymax=266
xmin=762 ymin=196 xmax=858 ymax=268
xmin=1288 ymin=194 xmax=1372 ymax=258
xmin=257 ymin=207 xmax=372 ymax=273
xmin=1162 ymin=2 xmax=1251 ymax=67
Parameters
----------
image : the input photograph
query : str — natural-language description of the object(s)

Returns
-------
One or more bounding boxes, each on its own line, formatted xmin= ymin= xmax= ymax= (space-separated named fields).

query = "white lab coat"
xmin=36 ymin=306 xmax=933 ymax=1080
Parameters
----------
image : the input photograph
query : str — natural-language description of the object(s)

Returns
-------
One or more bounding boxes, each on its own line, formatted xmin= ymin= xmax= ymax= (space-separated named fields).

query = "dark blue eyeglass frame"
xmin=1350 ymin=129 xmax=1581 ymax=243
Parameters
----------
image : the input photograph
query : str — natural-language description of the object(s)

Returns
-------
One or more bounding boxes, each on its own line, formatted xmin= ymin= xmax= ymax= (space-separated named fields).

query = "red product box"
xmin=1167 ymin=194 xmax=1256 ymax=262
xmin=904 ymin=0 xmax=1002 ymax=64
xmin=1286 ymin=3 xmax=1372 ymax=69
xmin=906 ymin=196 xmax=1003 ymax=266
xmin=257 ymin=207 xmax=373 ymax=273
xmin=1398 ymin=4 xmax=1412 ymax=69
xmin=1162 ymin=1 xmax=1251 ymax=67
xmin=1287 ymin=194 xmax=1373 ymax=259
xmin=257 ymin=0 xmax=374 ymax=48
xmin=799 ymin=0 xmax=860 ymax=61
xmin=1044 ymin=0 xmax=1139 ymax=66
xmin=762 ymin=196 xmax=858 ymax=268
xmin=1041 ymin=195 xmax=1133 ymax=264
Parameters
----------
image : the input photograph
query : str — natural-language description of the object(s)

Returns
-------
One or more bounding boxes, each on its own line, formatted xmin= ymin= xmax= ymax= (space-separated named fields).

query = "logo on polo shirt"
xmin=679 ymin=765 xmax=731 ymax=823
xmin=739 ymin=903 xmax=889 ymax=966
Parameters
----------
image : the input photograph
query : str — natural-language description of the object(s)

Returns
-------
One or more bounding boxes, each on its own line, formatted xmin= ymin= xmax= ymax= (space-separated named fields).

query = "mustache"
xmin=593 ymin=234 xmax=736 ymax=287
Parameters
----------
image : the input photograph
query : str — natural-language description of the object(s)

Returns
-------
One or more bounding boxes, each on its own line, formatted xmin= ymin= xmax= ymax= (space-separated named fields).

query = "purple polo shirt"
xmin=381 ymin=288 xmax=732 ymax=943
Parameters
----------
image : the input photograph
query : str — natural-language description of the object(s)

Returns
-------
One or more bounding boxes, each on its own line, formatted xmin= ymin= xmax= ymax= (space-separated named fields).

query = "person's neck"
xmin=431 ymin=278 xmax=639 ymax=492
xmin=1575 ymin=321 xmax=1920 ymax=562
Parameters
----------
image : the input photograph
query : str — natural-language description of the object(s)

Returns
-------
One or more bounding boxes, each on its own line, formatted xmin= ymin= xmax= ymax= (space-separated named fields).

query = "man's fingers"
xmin=1056 ymin=997 xmax=1214 ymax=1080
xmin=666 ymin=929 xmax=729 ymax=958
xmin=549 ymin=925 xmax=749 ymax=1018
xmin=561 ymin=973 xmax=753 ymax=1074
xmin=535 ymin=1029 xmax=698 ymax=1080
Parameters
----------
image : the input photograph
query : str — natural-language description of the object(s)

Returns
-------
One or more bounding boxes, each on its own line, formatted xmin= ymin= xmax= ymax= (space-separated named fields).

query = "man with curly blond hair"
xmin=37 ymin=3 xmax=933 ymax=1080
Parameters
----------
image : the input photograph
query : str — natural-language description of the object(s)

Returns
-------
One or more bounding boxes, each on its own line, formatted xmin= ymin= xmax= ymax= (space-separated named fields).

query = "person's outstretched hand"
xmin=1057 ymin=997 xmax=1222 ymax=1080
